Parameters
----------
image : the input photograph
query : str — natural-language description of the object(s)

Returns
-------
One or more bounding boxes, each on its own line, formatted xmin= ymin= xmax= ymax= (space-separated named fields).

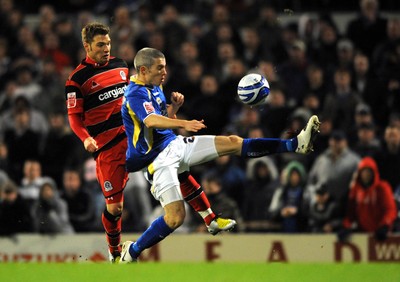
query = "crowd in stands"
xmin=0 ymin=0 xmax=399 ymax=239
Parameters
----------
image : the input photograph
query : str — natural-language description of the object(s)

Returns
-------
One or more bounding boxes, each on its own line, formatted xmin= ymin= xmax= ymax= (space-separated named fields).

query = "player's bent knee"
xmin=227 ymin=135 xmax=243 ymax=145
xmin=107 ymin=203 xmax=123 ymax=216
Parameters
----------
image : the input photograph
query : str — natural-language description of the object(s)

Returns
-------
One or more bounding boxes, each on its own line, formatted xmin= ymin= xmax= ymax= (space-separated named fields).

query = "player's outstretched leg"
xmin=295 ymin=115 xmax=321 ymax=154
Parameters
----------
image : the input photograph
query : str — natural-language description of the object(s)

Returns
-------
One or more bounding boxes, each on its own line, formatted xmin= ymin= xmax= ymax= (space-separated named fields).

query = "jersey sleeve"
xmin=126 ymin=87 xmax=156 ymax=122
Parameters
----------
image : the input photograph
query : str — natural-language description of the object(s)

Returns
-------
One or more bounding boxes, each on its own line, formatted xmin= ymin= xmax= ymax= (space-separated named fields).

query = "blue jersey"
xmin=122 ymin=77 xmax=177 ymax=172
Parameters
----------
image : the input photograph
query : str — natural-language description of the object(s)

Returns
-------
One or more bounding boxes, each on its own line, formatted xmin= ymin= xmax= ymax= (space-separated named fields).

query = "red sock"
xmin=102 ymin=209 xmax=122 ymax=255
xmin=179 ymin=173 xmax=216 ymax=225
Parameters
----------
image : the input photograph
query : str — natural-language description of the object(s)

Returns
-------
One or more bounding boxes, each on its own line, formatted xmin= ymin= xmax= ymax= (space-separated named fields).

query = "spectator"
xmin=336 ymin=39 xmax=355 ymax=71
xmin=19 ymin=159 xmax=47 ymax=204
xmin=307 ymin=184 xmax=342 ymax=233
xmin=60 ymin=168 xmax=96 ymax=232
xmin=2 ymin=107 xmax=41 ymax=182
xmin=269 ymin=161 xmax=308 ymax=233
xmin=374 ymin=124 xmax=400 ymax=191
xmin=346 ymin=0 xmax=387 ymax=58
xmin=243 ymin=157 xmax=280 ymax=232
xmin=277 ymin=39 xmax=309 ymax=107
xmin=32 ymin=179 xmax=74 ymax=234
xmin=204 ymin=155 xmax=247 ymax=209
xmin=40 ymin=109 xmax=88 ymax=187
xmin=353 ymin=122 xmax=381 ymax=157
xmin=322 ymin=68 xmax=363 ymax=134
xmin=197 ymin=171 xmax=244 ymax=233
xmin=109 ymin=6 xmax=135 ymax=53
xmin=0 ymin=179 xmax=34 ymax=235
xmin=339 ymin=157 xmax=397 ymax=241
xmin=305 ymin=130 xmax=361 ymax=217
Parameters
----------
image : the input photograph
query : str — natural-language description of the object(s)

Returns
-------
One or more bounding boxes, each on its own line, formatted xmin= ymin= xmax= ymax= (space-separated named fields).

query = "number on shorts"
xmin=183 ymin=136 xmax=195 ymax=143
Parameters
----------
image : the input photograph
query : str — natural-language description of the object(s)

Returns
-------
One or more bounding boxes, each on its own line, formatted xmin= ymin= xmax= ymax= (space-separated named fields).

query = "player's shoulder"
xmin=67 ymin=63 xmax=87 ymax=82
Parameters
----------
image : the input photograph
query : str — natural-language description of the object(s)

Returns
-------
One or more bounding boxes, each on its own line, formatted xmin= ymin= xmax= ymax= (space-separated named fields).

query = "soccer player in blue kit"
xmin=120 ymin=47 xmax=320 ymax=262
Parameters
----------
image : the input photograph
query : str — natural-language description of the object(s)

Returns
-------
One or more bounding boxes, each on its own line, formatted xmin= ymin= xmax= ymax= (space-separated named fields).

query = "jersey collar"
xmin=84 ymin=55 xmax=110 ymax=67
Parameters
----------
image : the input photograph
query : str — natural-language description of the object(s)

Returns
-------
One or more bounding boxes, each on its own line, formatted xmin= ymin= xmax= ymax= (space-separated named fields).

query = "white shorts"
xmin=148 ymin=135 xmax=218 ymax=207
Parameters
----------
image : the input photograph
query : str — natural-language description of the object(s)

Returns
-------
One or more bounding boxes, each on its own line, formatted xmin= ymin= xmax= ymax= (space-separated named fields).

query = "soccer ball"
xmin=237 ymin=73 xmax=270 ymax=106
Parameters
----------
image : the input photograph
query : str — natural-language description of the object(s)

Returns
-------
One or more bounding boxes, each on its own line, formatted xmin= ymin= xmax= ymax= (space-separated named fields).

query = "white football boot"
xmin=119 ymin=241 xmax=137 ymax=263
xmin=295 ymin=115 xmax=321 ymax=154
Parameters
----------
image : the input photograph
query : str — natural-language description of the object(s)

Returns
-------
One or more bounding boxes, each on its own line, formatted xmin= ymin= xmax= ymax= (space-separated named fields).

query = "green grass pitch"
xmin=1 ymin=263 xmax=399 ymax=282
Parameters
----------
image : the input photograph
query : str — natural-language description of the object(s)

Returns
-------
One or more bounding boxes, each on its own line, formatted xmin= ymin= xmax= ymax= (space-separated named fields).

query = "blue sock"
xmin=129 ymin=216 xmax=174 ymax=259
xmin=241 ymin=138 xmax=297 ymax=158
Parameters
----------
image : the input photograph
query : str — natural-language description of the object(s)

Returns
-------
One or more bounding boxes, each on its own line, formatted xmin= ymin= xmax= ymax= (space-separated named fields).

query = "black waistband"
xmin=92 ymin=133 xmax=126 ymax=159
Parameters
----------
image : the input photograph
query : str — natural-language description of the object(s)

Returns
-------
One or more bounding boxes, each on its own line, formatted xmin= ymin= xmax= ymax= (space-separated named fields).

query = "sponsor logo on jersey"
xmin=67 ymin=92 xmax=76 ymax=108
xmin=98 ymin=85 xmax=127 ymax=101
xmin=104 ymin=181 xmax=113 ymax=192
xmin=143 ymin=101 xmax=155 ymax=114
xmin=120 ymin=70 xmax=126 ymax=81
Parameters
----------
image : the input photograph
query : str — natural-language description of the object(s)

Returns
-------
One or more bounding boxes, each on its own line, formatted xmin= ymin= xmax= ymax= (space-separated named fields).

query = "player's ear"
xmin=139 ymin=65 xmax=147 ymax=75
xmin=83 ymin=42 xmax=90 ymax=52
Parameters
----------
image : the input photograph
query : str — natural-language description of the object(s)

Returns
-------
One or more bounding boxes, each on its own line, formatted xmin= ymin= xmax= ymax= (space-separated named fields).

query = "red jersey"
xmin=65 ymin=56 xmax=129 ymax=154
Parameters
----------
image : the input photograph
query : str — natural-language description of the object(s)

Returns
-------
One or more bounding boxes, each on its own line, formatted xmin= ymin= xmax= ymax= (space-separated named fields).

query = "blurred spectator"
xmin=40 ymin=32 xmax=72 ymax=74
xmin=352 ymin=52 xmax=386 ymax=126
xmin=2 ymin=107 xmax=41 ymax=181
xmin=347 ymin=103 xmax=376 ymax=146
xmin=19 ymin=159 xmax=47 ymax=203
xmin=54 ymin=15 xmax=82 ymax=66
xmin=277 ymin=39 xmax=309 ymax=107
xmin=61 ymin=168 xmax=96 ymax=232
xmin=81 ymin=157 xmax=104 ymax=220
xmin=0 ymin=37 xmax=10 ymax=89
xmin=375 ymin=124 xmax=400 ymax=191
xmin=109 ymin=6 xmax=135 ymax=53
xmin=305 ymin=130 xmax=361 ymax=217
xmin=122 ymin=171 xmax=153 ymax=232
xmin=186 ymin=74 xmax=228 ymax=135
xmin=0 ymin=96 xmax=49 ymax=137
xmin=268 ymin=161 xmax=308 ymax=233
xmin=0 ymin=179 xmax=34 ymax=235
xmin=260 ymin=86 xmax=292 ymax=138
xmin=160 ymin=4 xmax=188 ymax=62
xmin=40 ymin=109 xmax=88 ymax=188
xmin=204 ymin=155 xmax=247 ymax=209
xmin=303 ymin=64 xmax=329 ymax=105
xmin=33 ymin=179 xmax=74 ymax=234
xmin=336 ymin=38 xmax=355 ymax=71
xmin=241 ymin=26 xmax=269 ymax=69
xmin=243 ymin=157 xmax=280 ymax=232
xmin=0 ymin=80 xmax=17 ymax=114
xmin=198 ymin=171 xmax=244 ymax=233
xmin=312 ymin=115 xmax=334 ymax=156
xmin=373 ymin=18 xmax=400 ymax=78
xmin=13 ymin=65 xmax=42 ymax=103
xmin=322 ymin=68 xmax=363 ymax=134
xmin=339 ymin=157 xmax=397 ymax=241
xmin=353 ymin=122 xmax=381 ymax=157
xmin=307 ymin=184 xmax=342 ymax=233
xmin=346 ymin=0 xmax=387 ymax=58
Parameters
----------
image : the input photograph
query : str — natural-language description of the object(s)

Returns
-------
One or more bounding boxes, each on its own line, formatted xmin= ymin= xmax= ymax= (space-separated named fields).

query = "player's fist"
xmin=84 ymin=137 xmax=98 ymax=153
xmin=171 ymin=92 xmax=184 ymax=107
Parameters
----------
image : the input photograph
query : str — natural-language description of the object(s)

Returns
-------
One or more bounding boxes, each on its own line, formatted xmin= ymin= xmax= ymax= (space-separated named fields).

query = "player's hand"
xmin=84 ymin=137 xmax=98 ymax=153
xmin=170 ymin=92 xmax=184 ymax=108
xmin=184 ymin=119 xmax=206 ymax=132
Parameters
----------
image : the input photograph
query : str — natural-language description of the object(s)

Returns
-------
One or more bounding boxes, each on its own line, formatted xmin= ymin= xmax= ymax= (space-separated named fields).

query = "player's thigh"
xmin=180 ymin=135 xmax=219 ymax=169
xmin=214 ymin=135 xmax=243 ymax=156
xmin=152 ymin=149 xmax=182 ymax=207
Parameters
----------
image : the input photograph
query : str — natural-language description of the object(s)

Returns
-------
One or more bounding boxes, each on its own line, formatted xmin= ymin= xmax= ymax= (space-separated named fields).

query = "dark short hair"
xmin=81 ymin=22 xmax=110 ymax=44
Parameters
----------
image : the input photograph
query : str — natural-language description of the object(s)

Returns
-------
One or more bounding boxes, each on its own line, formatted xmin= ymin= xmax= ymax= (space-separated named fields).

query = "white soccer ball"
xmin=237 ymin=73 xmax=270 ymax=106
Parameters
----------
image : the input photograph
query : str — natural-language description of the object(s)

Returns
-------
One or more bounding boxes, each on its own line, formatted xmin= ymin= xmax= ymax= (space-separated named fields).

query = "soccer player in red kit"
xmin=66 ymin=22 xmax=236 ymax=262
xmin=65 ymin=22 xmax=129 ymax=262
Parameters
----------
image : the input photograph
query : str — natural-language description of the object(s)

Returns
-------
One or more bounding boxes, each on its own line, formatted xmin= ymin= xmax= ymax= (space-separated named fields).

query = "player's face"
xmin=86 ymin=34 xmax=111 ymax=65
xmin=146 ymin=58 xmax=167 ymax=86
